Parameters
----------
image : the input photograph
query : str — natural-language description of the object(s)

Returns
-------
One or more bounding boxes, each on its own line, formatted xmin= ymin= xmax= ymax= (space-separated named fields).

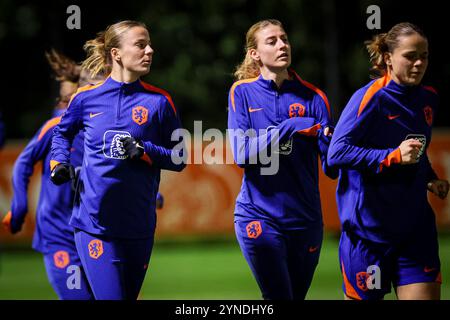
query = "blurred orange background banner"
xmin=1 ymin=132 xmax=449 ymax=244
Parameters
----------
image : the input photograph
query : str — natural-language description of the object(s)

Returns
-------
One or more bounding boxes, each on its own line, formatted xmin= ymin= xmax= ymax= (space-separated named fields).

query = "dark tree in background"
xmin=1 ymin=0 xmax=448 ymax=139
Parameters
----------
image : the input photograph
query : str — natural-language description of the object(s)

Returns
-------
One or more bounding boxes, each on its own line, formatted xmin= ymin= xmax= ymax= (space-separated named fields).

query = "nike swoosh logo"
xmin=424 ymin=267 xmax=436 ymax=273
xmin=387 ymin=114 xmax=400 ymax=120
xmin=90 ymin=112 xmax=104 ymax=118
xmin=248 ymin=107 xmax=263 ymax=113
xmin=308 ymin=246 xmax=319 ymax=253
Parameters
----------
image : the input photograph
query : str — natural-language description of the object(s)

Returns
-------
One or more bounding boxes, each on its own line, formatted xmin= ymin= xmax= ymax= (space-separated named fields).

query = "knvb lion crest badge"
xmin=53 ymin=250 xmax=70 ymax=269
xmin=246 ymin=221 xmax=262 ymax=239
xmin=356 ymin=271 xmax=370 ymax=292
xmin=132 ymin=106 xmax=149 ymax=125
xmin=88 ymin=239 xmax=104 ymax=259
xmin=288 ymin=103 xmax=306 ymax=118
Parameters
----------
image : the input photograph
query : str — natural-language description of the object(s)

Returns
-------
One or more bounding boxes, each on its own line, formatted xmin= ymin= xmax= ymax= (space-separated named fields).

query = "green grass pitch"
xmin=0 ymin=234 xmax=449 ymax=299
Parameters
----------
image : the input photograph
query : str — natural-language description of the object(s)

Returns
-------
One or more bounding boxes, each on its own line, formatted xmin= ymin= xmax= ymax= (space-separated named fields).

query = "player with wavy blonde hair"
xmin=228 ymin=19 xmax=336 ymax=300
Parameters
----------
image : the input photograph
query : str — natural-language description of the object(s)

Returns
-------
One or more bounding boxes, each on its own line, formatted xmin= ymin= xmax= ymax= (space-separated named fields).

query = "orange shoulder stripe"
xmin=358 ymin=75 xmax=391 ymax=117
xmin=229 ymin=77 xmax=259 ymax=112
xmin=140 ymin=81 xmax=177 ymax=115
xmin=67 ymin=80 xmax=106 ymax=106
xmin=423 ymin=85 xmax=438 ymax=95
xmin=291 ymin=70 xmax=331 ymax=117
xmin=38 ymin=116 xmax=62 ymax=141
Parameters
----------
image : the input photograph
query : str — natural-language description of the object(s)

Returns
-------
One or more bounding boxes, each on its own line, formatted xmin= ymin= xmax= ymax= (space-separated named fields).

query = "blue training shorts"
xmin=339 ymin=230 xmax=441 ymax=300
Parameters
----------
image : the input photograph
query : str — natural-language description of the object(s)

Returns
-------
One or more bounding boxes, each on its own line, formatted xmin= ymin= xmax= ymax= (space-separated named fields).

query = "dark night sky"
xmin=1 ymin=0 xmax=448 ymax=139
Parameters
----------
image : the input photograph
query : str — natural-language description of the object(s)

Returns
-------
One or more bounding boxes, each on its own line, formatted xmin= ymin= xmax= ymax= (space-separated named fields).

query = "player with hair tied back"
xmin=228 ymin=19 xmax=337 ymax=300
xmin=328 ymin=22 xmax=449 ymax=300
xmin=2 ymin=49 xmax=95 ymax=299
xmin=50 ymin=20 xmax=185 ymax=300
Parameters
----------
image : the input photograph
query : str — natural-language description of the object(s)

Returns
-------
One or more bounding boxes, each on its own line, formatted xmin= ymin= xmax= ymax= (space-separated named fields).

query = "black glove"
xmin=120 ymin=136 xmax=145 ymax=160
xmin=50 ymin=163 xmax=75 ymax=185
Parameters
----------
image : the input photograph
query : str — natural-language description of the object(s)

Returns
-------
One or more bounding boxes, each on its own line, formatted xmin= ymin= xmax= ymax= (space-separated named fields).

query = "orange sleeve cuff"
xmin=141 ymin=153 xmax=153 ymax=166
xmin=379 ymin=148 xmax=402 ymax=172
xmin=50 ymin=160 xmax=60 ymax=171
xmin=297 ymin=123 xmax=322 ymax=137
xmin=2 ymin=211 xmax=12 ymax=231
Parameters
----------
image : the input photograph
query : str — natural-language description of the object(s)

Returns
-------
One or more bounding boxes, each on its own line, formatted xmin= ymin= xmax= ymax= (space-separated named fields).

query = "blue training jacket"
xmin=228 ymin=69 xmax=337 ymax=230
xmin=328 ymin=74 xmax=439 ymax=243
xmin=51 ymin=76 xmax=185 ymax=239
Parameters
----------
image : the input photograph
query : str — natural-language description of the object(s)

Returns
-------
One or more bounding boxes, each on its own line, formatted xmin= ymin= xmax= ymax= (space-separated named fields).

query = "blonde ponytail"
xmin=234 ymin=52 xmax=260 ymax=80
xmin=82 ymin=31 xmax=110 ymax=79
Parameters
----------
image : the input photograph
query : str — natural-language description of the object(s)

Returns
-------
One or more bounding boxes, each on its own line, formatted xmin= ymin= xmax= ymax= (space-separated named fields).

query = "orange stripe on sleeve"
xmin=358 ymin=74 xmax=391 ymax=117
xmin=341 ymin=261 xmax=362 ymax=300
xmin=291 ymin=70 xmax=331 ymax=117
xmin=229 ymin=77 xmax=259 ymax=112
xmin=2 ymin=211 xmax=12 ymax=232
xmin=38 ymin=117 xmax=62 ymax=141
xmin=140 ymin=81 xmax=177 ymax=115
xmin=379 ymin=148 xmax=402 ymax=172
xmin=297 ymin=123 xmax=322 ymax=136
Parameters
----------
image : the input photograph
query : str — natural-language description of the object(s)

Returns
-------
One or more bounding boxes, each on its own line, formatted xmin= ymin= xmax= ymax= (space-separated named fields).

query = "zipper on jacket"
xmin=117 ymin=84 xmax=124 ymax=122
xmin=275 ymin=90 xmax=281 ymax=122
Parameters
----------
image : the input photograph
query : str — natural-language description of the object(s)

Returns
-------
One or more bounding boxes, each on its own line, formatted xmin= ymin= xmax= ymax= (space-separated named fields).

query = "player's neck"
xmin=110 ymin=68 xmax=140 ymax=84
xmin=260 ymin=67 xmax=290 ymax=88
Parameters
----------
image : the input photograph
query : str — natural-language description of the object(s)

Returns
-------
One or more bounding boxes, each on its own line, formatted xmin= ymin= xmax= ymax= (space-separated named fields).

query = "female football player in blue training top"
xmin=50 ymin=20 xmax=185 ymax=300
xmin=328 ymin=22 xmax=449 ymax=300
xmin=228 ymin=19 xmax=337 ymax=300
xmin=3 ymin=49 xmax=94 ymax=299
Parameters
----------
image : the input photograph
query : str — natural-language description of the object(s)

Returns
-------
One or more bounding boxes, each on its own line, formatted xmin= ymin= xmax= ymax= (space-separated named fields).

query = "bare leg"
xmin=395 ymin=282 xmax=440 ymax=300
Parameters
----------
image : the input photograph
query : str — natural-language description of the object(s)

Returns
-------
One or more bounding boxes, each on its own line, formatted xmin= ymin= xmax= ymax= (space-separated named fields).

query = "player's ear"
xmin=111 ymin=48 xmax=121 ymax=62
xmin=384 ymin=52 xmax=392 ymax=68
xmin=249 ymin=48 xmax=260 ymax=62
